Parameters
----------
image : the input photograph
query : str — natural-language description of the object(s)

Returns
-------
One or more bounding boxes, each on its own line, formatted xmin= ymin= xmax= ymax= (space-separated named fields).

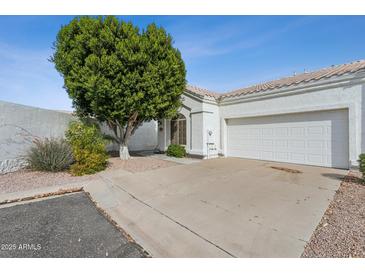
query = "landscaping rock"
xmin=302 ymin=171 xmax=365 ymax=258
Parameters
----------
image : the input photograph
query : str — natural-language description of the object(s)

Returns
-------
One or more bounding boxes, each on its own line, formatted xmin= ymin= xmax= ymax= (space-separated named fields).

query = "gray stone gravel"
xmin=0 ymin=192 xmax=147 ymax=257
xmin=302 ymin=171 xmax=365 ymax=258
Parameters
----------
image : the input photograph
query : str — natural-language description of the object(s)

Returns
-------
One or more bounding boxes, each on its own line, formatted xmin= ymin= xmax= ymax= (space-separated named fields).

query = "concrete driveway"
xmin=92 ymin=157 xmax=348 ymax=257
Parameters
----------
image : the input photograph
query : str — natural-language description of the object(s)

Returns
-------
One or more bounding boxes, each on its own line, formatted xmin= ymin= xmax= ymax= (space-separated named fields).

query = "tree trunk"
xmin=109 ymin=115 xmax=139 ymax=161
xmin=119 ymin=144 xmax=130 ymax=160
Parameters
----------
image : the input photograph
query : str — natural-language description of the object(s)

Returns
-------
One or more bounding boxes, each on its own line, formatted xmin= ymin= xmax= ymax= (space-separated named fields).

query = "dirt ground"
xmin=302 ymin=171 xmax=365 ymax=258
xmin=0 ymin=156 xmax=177 ymax=194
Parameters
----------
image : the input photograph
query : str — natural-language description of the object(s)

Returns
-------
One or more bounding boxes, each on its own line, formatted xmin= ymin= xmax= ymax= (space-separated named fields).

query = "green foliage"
xmin=358 ymin=154 xmax=365 ymax=182
xmin=26 ymin=138 xmax=74 ymax=172
xmin=52 ymin=16 xmax=186 ymax=148
xmin=166 ymin=144 xmax=186 ymax=158
xmin=66 ymin=121 xmax=108 ymax=176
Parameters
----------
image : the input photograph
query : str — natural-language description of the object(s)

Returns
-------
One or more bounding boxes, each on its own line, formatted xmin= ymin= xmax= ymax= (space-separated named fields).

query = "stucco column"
xmin=220 ymin=118 xmax=228 ymax=157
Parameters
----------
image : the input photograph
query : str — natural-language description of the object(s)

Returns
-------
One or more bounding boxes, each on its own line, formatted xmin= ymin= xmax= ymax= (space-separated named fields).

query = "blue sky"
xmin=0 ymin=15 xmax=364 ymax=110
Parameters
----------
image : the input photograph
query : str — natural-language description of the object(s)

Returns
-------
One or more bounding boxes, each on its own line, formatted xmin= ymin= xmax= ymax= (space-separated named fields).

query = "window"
xmin=170 ymin=114 xmax=186 ymax=145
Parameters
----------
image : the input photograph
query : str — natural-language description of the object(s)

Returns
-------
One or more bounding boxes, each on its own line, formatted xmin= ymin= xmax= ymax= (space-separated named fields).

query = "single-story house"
xmin=1 ymin=60 xmax=365 ymax=174
xmin=158 ymin=60 xmax=365 ymax=169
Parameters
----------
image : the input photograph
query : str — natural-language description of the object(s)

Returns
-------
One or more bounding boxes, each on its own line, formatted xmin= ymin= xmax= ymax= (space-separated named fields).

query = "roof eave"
xmin=183 ymin=89 xmax=219 ymax=104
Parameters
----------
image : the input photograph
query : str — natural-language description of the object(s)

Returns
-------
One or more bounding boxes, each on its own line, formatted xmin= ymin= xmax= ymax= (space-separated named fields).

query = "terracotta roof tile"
xmin=185 ymin=84 xmax=221 ymax=99
xmin=222 ymin=60 xmax=365 ymax=98
xmin=185 ymin=60 xmax=365 ymax=101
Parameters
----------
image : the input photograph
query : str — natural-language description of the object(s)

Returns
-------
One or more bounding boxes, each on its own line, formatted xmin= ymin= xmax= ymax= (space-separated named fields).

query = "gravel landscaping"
xmin=302 ymin=171 xmax=365 ymax=258
xmin=107 ymin=155 xmax=177 ymax=173
xmin=0 ymin=155 xmax=177 ymax=194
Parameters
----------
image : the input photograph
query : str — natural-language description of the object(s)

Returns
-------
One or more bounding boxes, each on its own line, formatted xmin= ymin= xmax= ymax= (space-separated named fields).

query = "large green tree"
xmin=52 ymin=16 xmax=186 ymax=159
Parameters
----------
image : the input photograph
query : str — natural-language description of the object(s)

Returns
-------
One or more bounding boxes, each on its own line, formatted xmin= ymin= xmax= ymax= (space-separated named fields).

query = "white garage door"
xmin=227 ymin=109 xmax=349 ymax=168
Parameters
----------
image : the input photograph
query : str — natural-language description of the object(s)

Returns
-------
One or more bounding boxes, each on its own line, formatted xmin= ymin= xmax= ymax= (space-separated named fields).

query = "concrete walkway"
xmin=133 ymin=151 xmax=202 ymax=165
xmin=149 ymin=153 xmax=202 ymax=165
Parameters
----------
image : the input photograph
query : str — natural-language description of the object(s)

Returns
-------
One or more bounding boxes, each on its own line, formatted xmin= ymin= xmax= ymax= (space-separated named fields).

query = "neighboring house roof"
xmin=186 ymin=59 xmax=365 ymax=101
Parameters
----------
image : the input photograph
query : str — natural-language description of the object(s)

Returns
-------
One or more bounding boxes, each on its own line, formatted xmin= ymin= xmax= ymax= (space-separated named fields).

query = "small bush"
xmin=166 ymin=144 xmax=186 ymax=158
xmin=26 ymin=138 xmax=74 ymax=172
xmin=358 ymin=154 xmax=365 ymax=181
xmin=66 ymin=121 xmax=108 ymax=176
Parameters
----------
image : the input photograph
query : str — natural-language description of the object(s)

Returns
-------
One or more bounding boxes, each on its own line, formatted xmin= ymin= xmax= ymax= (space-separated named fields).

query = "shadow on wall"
xmin=100 ymin=120 xmax=158 ymax=153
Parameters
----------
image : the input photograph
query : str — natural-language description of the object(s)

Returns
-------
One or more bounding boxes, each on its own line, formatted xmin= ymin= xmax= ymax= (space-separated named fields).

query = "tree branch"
xmin=131 ymin=120 xmax=143 ymax=136
xmin=106 ymin=114 xmax=141 ymax=147
xmin=115 ymin=120 xmax=125 ymax=143
xmin=106 ymin=120 xmax=120 ymax=144
xmin=122 ymin=112 xmax=138 ymax=145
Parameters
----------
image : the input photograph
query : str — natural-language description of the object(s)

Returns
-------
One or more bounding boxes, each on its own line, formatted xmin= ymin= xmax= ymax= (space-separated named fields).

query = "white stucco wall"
xmin=104 ymin=120 xmax=158 ymax=152
xmin=158 ymin=93 xmax=205 ymax=154
xmin=129 ymin=120 xmax=158 ymax=151
xmin=182 ymin=93 xmax=204 ymax=155
xmin=201 ymin=101 xmax=220 ymax=158
xmin=361 ymin=84 xmax=365 ymax=154
xmin=158 ymin=93 xmax=220 ymax=158
xmin=219 ymin=78 xmax=365 ymax=167
xmin=0 ymin=100 xmax=158 ymax=174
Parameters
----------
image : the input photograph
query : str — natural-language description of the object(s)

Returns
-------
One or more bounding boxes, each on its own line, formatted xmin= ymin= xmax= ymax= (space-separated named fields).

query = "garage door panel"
xmin=307 ymin=126 xmax=325 ymax=136
xmin=263 ymin=128 xmax=274 ymax=136
xmin=227 ymin=109 xmax=349 ymax=168
xmin=274 ymin=128 xmax=288 ymax=137
xmin=307 ymin=154 xmax=325 ymax=164
xmin=262 ymin=151 xmax=274 ymax=159
xmin=277 ymin=152 xmax=290 ymax=161
xmin=307 ymin=140 xmax=325 ymax=151
xmin=262 ymin=139 xmax=274 ymax=147
xmin=290 ymin=127 xmax=305 ymax=137
xmin=288 ymin=140 xmax=306 ymax=149
xmin=275 ymin=140 xmax=287 ymax=148
xmin=290 ymin=153 xmax=306 ymax=162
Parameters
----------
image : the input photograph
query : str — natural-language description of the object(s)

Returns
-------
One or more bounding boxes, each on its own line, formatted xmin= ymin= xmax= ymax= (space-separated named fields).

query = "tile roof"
xmin=185 ymin=84 xmax=221 ymax=99
xmin=186 ymin=60 xmax=365 ymax=101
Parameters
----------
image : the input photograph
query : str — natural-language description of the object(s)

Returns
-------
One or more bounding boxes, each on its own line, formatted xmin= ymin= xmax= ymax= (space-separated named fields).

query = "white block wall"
xmin=0 ymin=101 xmax=77 ymax=173
xmin=0 ymin=100 xmax=158 ymax=174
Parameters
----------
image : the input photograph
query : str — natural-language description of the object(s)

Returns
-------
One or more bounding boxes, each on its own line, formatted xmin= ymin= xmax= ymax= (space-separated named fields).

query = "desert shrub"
xmin=358 ymin=154 xmax=365 ymax=181
xmin=166 ymin=144 xmax=186 ymax=158
xmin=26 ymin=138 xmax=74 ymax=172
xmin=66 ymin=121 xmax=108 ymax=176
